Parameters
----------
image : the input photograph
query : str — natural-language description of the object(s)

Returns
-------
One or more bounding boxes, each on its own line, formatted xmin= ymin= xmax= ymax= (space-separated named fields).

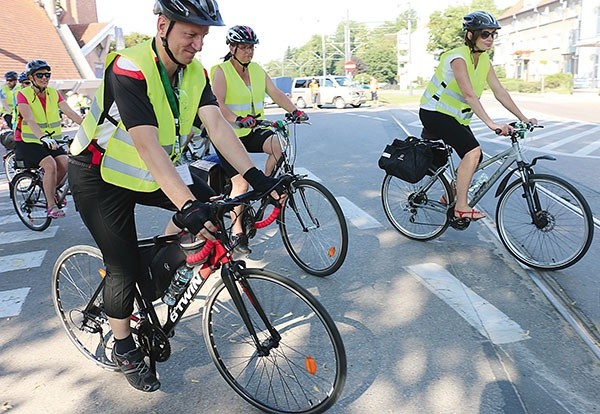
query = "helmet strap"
xmin=232 ymin=46 xmax=250 ymax=72
xmin=161 ymin=20 xmax=185 ymax=68
xmin=31 ymin=78 xmax=46 ymax=94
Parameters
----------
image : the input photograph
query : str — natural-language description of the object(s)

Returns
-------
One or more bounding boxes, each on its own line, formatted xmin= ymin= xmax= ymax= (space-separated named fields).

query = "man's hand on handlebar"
xmin=173 ymin=200 xmax=218 ymax=241
xmin=492 ymin=123 xmax=513 ymax=136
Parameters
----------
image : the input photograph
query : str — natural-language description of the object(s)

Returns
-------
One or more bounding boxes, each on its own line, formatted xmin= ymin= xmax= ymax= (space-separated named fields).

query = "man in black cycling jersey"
xmin=68 ymin=0 xmax=281 ymax=392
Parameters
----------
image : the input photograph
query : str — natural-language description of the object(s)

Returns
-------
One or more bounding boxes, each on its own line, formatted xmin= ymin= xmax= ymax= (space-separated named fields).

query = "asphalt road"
xmin=1 ymin=98 xmax=599 ymax=413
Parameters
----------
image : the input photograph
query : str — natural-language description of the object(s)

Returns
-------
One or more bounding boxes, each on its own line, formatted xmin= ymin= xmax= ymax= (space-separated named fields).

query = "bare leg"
xmin=263 ymin=135 xmax=282 ymax=176
xmin=108 ymin=317 xmax=131 ymax=340
xmin=39 ymin=156 xmax=58 ymax=209
xmin=454 ymin=147 xmax=484 ymax=219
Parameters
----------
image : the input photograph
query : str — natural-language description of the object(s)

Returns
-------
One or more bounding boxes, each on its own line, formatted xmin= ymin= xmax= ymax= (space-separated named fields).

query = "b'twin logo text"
xmin=169 ymin=271 xmax=203 ymax=323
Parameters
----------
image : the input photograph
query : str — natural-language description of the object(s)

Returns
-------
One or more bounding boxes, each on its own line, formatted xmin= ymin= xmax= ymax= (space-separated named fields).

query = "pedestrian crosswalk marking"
xmin=408 ymin=263 xmax=530 ymax=345
xmin=0 ymin=226 xmax=58 ymax=245
xmin=0 ymin=215 xmax=20 ymax=225
xmin=0 ymin=251 xmax=47 ymax=273
xmin=336 ymin=196 xmax=383 ymax=230
xmin=0 ymin=287 xmax=31 ymax=318
xmin=539 ymin=125 xmax=600 ymax=152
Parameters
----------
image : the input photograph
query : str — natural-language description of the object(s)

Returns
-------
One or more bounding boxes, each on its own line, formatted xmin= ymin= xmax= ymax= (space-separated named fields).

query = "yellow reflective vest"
xmin=19 ymin=86 xmax=61 ymax=143
xmin=1 ymin=84 xmax=15 ymax=113
xmin=71 ymin=40 xmax=205 ymax=192
xmin=211 ymin=60 xmax=265 ymax=137
xmin=420 ymin=45 xmax=490 ymax=126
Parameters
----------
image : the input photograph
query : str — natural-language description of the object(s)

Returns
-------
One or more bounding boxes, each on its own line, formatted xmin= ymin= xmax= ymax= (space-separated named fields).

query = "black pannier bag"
xmin=138 ymin=240 xmax=187 ymax=301
xmin=0 ymin=130 xmax=15 ymax=150
xmin=378 ymin=136 xmax=433 ymax=183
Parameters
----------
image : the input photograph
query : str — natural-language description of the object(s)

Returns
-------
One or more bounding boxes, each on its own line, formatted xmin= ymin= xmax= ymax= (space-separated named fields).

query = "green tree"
xmin=109 ymin=32 xmax=152 ymax=52
xmin=426 ymin=0 xmax=499 ymax=56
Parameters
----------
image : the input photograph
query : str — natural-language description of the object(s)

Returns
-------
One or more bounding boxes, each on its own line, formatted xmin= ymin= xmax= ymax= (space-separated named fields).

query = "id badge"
xmin=176 ymin=163 xmax=193 ymax=186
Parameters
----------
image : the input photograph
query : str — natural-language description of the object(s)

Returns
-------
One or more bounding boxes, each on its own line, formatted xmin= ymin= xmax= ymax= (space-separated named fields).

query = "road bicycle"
xmin=381 ymin=122 xmax=594 ymax=270
xmin=9 ymin=137 xmax=71 ymax=231
xmin=52 ymin=175 xmax=346 ymax=414
xmin=188 ymin=115 xmax=349 ymax=277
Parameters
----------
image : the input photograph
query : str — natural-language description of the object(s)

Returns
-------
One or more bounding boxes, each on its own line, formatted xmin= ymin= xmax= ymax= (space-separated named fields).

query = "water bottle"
xmin=162 ymin=265 xmax=194 ymax=306
xmin=469 ymin=172 xmax=488 ymax=196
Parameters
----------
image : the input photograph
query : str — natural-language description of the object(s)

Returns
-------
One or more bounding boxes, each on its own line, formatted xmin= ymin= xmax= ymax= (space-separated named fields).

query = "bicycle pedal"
xmin=449 ymin=217 xmax=471 ymax=230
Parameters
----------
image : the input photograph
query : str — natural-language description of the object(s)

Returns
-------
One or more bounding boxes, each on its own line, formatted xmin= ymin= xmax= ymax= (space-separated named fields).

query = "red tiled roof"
xmin=70 ymin=22 xmax=109 ymax=47
xmin=0 ymin=0 xmax=82 ymax=80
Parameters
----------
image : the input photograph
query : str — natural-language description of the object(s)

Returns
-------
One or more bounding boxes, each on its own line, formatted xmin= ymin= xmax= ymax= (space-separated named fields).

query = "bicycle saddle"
xmin=420 ymin=128 xmax=442 ymax=141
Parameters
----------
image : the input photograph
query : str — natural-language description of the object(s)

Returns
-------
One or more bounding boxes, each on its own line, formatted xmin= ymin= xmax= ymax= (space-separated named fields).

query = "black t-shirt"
xmin=103 ymin=54 xmax=218 ymax=131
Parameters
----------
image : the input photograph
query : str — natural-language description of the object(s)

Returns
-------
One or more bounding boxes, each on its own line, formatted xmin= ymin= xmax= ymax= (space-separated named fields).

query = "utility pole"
xmin=322 ymin=32 xmax=327 ymax=76
xmin=344 ymin=10 xmax=351 ymax=76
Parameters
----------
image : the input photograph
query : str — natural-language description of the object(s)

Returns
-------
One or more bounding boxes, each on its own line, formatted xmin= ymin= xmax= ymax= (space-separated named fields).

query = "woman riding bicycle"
xmin=210 ymin=25 xmax=307 ymax=254
xmin=15 ymin=60 xmax=83 ymax=218
xmin=419 ymin=11 xmax=537 ymax=221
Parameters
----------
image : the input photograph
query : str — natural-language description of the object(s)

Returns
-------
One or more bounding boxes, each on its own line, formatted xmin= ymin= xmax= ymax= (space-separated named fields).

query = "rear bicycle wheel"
xmin=203 ymin=268 xmax=346 ymax=414
xmin=4 ymin=151 xmax=16 ymax=182
xmin=381 ymin=172 xmax=451 ymax=240
xmin=52 ymin=245 xmax=117 ymax=370
xmin=279 ymin=179 xmax=348 ymax=276
xmin=496 ymin=174 xmax=594 ymax=270
xmin=11 ymin=171 xmax=51 ymax=231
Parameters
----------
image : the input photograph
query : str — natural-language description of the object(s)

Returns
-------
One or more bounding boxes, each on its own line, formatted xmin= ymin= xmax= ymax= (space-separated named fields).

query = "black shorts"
xmin=217 ymin=127 xmax=275 ymax=178
xmin=15 ymin=140 xmax=67 ymax=167
xmin=419 ymin=109 xmax=480 ymax=158
xmin=69 ymin=152 xmax=215 ymax=319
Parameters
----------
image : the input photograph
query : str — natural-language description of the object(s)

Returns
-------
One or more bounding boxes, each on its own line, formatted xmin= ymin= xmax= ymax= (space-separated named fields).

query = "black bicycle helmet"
xmin=4 ymin=71 xmax=18 ymax=81
xmin=463 ymin=11 xmax=500 ymax=31
xmin=26 ymin=60 xmax=51 ymax=76
xmin=226 ymin=25 xmax=259 ymax=45
xmin=153 ymin=0 xmax=224 ymax=26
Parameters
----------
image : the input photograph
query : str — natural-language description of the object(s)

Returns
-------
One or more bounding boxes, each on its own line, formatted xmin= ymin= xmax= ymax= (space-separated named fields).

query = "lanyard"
xmin=152 ymin=41 xmax=182 ymax=160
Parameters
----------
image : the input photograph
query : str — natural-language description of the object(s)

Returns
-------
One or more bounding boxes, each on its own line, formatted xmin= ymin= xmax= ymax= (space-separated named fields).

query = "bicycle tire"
xmin=52 ymin=245 xmax=118 ymax=371
xmin=203 ymin=268 xmax=346 ymax=414
xmin=496 ymin=174 xmax=594 ymax=270
xmin=381 ymin=171 xmax=452 ymax=240
xmin=11 ymin=171 xmax=51 ymax=231
xmin=279 ymin=179 xmax=348 ymax=276
xmin=4 ymin=151 xmax=16 ymax=182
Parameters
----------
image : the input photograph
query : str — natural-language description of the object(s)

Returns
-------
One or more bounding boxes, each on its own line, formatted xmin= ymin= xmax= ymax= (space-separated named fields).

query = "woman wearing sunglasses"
xmin=14 ymin=59 xmax=83 ymax=218
xmin=419 ymin=11 xmax=537 ymax=221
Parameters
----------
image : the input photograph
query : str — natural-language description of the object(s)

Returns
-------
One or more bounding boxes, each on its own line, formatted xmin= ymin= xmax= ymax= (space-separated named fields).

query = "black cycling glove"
xmin=235 ymin=115 xmax=257 ymax=129
xmin=243 ymin=167 xmax=284 ymax=197
xmin=173 ymin=200 xmax=213 ymax=235
xmin=287 ymin=109 xmax=309 ymax=123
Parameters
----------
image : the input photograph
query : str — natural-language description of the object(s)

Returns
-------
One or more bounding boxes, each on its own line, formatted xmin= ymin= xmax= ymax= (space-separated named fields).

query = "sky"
xmin=97 ymin=0 xmax=516 ymax=69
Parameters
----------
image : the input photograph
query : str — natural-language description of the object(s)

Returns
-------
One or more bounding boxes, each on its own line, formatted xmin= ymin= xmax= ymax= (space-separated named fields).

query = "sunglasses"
xmin=480 ymin=30 xmax=498 ymax=40
xmin=34 ymin=72 xmax=52 ymax=79
xmin=22 ymin=81 xmax=31 ymax=86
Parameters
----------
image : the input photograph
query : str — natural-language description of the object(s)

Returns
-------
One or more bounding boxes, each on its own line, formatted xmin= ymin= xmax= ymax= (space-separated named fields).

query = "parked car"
xmin=291 ymin=75 xmax=367 ymax=109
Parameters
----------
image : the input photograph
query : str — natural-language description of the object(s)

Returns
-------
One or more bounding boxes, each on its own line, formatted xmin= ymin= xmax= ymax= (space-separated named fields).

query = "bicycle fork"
xmin=515 ymin=167 xmax=547 ymax=228
xmin=221 ymin=266 xmax=281 ymax=356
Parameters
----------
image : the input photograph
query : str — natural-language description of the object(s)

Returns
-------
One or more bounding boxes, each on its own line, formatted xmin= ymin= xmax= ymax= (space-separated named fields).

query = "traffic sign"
xmin=344 ymin=61 xmax=356 ymax=71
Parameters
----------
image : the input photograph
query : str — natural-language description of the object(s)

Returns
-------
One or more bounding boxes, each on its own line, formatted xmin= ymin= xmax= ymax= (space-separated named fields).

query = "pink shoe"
xmin=47 ymin=205 xmax=66 ymax=219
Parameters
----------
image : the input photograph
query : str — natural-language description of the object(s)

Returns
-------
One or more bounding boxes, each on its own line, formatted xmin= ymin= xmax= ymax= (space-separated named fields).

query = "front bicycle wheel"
xmin=279 ymin=179 xmax=348 ymax=276
xmin=11 ymin=171 xmax=51 ymax=231
xmin=52 ymin=245 xmax=117 ymax=370
xmin=381 ymin=172 xmax=451 ymax=240
xmin=496 ymin=174 xmax=594 ymax=270
xmin=203 ymin=268 xmax=346 ymax=414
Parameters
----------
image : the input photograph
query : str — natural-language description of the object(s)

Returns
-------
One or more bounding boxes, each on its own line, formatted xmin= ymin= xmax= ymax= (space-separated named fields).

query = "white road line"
xmin=0 ymin=226 xmax=58 ymax=245
xmin=407 ymin=263 xmax=530 ymax=345
xmin=539 ymin=125 xmax=600 ymax=152
xmin=0 ymin=287 xmax=31 ymax=318
xmin=0 ymin=251 xmax=47 ymax=273
xmin=526 ymin=122 xmax=580 ymax=142
xmin=573 ymin=132 xmax=600 ymax=156
xmin=0 ymin=215 xmax=20 ymax=225
xmin=336 ymin=196 xmax=383 ymax=229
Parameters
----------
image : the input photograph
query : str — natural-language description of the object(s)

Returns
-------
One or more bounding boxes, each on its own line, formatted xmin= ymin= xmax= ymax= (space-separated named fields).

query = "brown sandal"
xmin=454 ymin=209 xmax=485 ymax=220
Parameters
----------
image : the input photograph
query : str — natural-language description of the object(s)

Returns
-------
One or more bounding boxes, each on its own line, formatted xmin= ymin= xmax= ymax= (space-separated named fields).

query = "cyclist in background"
xmin=1 ymin=71 xmax=19 ymax=127
xmin=211 ymin=24 xmax=308 ymax=254
xmin=15 ymin=60 xmax=82 ymax=218
xmin=68 ymin=0 xmax=282 ymax=392
xmin=419 ymin=11 xmax=537 ymax=221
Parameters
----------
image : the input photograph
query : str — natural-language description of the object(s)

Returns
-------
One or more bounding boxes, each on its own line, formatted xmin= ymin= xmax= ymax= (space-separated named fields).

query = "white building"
xmin=494 ymin=0 xmax=600 ymax=88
